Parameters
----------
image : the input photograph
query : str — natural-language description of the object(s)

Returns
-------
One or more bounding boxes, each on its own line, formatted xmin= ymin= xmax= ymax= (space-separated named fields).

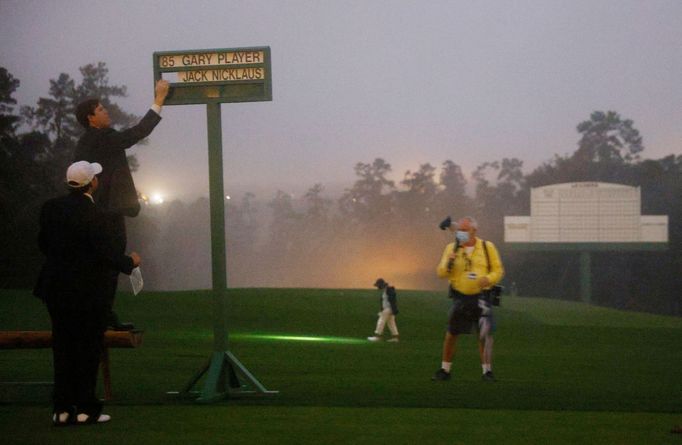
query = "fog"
xmin=116 ymin=147 xmax=682 ymax=319
xmin=1 ymin=1 xmax=681 ymax=315
xmin=2 ymin=1 xmax=681 ymax=201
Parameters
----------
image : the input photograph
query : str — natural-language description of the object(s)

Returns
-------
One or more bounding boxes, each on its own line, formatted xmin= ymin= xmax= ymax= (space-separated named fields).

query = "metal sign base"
xmin=174 ymin=351 xmax=278 ymax=403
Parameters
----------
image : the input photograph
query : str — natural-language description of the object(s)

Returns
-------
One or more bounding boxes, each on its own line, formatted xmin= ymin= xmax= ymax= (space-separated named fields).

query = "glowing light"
xmin=150 ymin=193 xmax=165 ymax=205
xmin=231 ymin=333 xmax=367 ymax=345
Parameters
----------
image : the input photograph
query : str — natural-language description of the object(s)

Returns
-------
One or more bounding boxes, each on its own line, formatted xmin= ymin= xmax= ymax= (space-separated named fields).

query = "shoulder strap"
xmin=482 ymin=239 xmax=491 ymax=273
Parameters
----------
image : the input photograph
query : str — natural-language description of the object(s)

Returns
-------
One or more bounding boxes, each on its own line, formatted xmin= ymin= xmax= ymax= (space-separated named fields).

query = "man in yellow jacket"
xmin=432 ymin=216 xmax=504 ymax=382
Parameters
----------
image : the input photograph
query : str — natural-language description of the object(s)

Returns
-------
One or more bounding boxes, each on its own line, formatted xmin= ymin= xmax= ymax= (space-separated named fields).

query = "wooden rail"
xmin=0 ymin=330 xmax=144 ymax=401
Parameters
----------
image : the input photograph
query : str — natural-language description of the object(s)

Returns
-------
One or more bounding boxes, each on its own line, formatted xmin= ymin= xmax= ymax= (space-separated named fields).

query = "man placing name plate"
xmin=74 ymin=79 xmax=169 ymax=331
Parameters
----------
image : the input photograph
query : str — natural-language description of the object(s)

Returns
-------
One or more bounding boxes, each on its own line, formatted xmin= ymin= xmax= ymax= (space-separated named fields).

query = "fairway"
xmin=1 ymin=288 xmax=681 ymax=444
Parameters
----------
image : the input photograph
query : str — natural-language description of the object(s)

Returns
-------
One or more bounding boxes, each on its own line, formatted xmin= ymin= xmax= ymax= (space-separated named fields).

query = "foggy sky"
xmin=1 ymin=0 xmax=681 ymax=202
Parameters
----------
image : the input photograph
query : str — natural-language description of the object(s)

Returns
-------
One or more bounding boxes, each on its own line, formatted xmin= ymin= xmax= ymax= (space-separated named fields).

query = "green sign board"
xmin=153 ymin=46 xmax=272 ymax=105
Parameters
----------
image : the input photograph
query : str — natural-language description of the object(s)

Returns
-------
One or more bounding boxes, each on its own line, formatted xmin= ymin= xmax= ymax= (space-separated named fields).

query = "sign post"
xmin=154 ymin=47 xmax=276 ymax=401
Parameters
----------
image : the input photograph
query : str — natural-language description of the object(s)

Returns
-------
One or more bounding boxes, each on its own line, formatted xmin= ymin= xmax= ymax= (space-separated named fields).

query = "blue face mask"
xmin=455 ymin=230 xmax=470 ymax=244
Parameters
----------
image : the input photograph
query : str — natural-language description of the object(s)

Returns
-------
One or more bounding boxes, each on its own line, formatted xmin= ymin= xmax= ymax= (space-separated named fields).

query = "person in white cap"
xmin=34 ymin=161 xmax=141 ymax=426
xmin=73 ymin=79 xmax=169 ymax=330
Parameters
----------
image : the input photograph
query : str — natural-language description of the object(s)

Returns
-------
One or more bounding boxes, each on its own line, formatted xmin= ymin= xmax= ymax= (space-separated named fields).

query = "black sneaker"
xmin=482 ymin=371 xmax=496 ymax=382
xmin=431 ymin=368 xmax=451 ymax=381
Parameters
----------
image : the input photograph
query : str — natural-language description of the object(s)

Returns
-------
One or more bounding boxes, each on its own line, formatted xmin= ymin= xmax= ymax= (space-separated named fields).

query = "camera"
xmin=490 ymin=285 xmax=503 ymax=306
xmin=482 ymin=285 xmax=503 ymax=306
xmin=439 ymin=216 xmax=452 ymax=230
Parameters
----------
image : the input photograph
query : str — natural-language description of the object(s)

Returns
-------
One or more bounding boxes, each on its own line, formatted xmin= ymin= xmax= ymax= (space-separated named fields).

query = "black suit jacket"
xmin=74 ymin=109 xmax=162 ymax=217
xmin=33 ymin=193 xmax=135 ymax=305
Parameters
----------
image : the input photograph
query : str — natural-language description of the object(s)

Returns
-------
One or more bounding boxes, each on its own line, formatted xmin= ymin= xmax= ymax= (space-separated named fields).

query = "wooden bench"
xmin=0 ymin=330 xmax=144 ymax=401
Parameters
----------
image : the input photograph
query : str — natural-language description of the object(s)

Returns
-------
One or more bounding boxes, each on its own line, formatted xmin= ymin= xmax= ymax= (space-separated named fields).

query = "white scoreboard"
xmin=505 ymin=182 xmax=668 ymax=243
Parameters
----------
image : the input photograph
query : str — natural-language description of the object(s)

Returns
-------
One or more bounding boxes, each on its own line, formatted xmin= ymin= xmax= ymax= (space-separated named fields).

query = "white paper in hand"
xmin=130 ymin=267 xmax=144 ymax=295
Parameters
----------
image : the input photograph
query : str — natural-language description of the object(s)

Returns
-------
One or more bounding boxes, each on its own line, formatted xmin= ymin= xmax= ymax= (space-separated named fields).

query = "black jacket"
xmin=379 ymin=286 xmax=399 ymax=315
xmin=33 ymin=193 xmax=135 ymax=304
xmin=74 ymin=109 xmax=162 ymax=217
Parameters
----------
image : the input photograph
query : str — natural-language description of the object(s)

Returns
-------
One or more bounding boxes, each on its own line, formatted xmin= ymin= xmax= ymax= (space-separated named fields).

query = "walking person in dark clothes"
xmin=367 ymin=278 xmax=400 ymax=342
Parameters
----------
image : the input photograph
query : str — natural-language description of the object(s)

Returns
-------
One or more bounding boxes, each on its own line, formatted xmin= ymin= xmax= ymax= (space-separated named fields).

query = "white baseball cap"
xmin=66 ymin=161 xmax=102 ymax=188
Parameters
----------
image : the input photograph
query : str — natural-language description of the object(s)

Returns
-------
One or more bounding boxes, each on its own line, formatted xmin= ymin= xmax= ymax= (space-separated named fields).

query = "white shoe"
xmin=76 ymin=413 xmax=111 ymax=424
xmin=387 ymin=337 xmax=399 ymax=343
xmin=367 ymin=336 xmax=381 ymax=341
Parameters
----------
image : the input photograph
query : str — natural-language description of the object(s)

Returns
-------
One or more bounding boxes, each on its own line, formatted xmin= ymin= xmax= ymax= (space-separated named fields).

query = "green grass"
xmin=1 ymin=288 xmax=681 ymax=444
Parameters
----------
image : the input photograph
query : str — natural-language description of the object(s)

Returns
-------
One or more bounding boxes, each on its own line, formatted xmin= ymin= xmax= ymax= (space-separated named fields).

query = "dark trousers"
xmin=47 ymin=296 xmax=106 ymax=416
xmin=105 ymin=269 xmax=120 ymax=325
xmin=106 ymin=213 xmax=127 ymax=324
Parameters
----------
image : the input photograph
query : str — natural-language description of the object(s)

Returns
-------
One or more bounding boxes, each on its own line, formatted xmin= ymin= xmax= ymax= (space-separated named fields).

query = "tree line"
xmin=1 ymin=65 xmax=680 ymax=316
